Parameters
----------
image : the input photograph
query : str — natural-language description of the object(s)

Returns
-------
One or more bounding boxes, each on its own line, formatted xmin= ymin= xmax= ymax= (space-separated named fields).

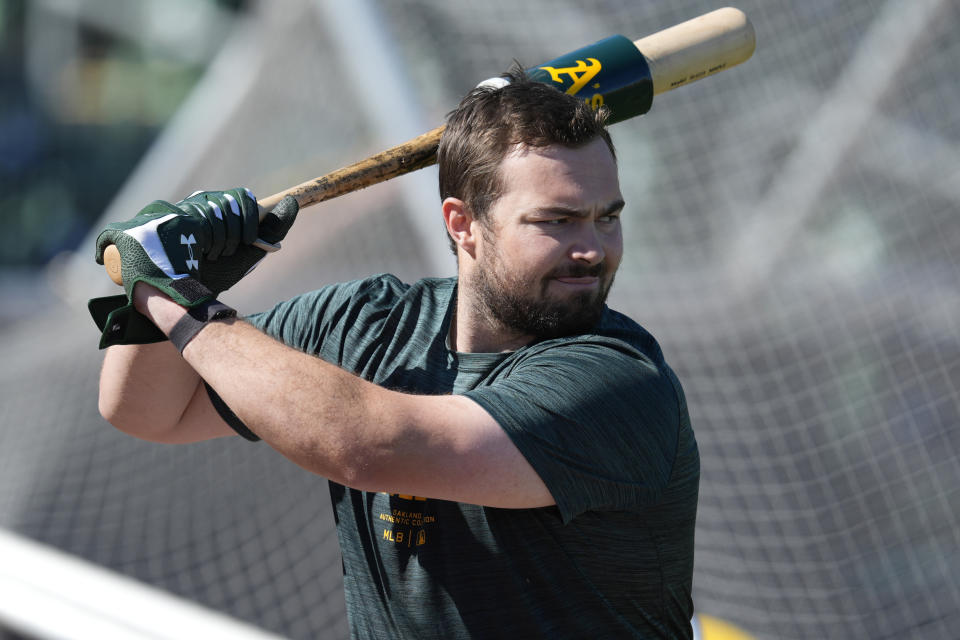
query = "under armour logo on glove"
xmin=181 ymin=234 xmax=200 ymax=271
xmin=91 ymin=189 xmax=298 ymax=348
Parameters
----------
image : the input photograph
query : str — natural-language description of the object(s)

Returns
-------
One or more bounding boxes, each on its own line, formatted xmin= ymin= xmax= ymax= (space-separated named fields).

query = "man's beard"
xmin=471 ymin=247 xmax=616 ymax=340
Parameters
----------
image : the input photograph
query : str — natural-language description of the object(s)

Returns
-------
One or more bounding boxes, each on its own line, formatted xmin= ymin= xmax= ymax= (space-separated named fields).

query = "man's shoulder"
xmin=337 ymin=273 xmax=455 ymax=299
xmin=493 ymin=306 xmax=679 ymax=400
xmin=249 ymin=274 xmax=457 ymax=357
xmin=525 ymin=306 xmax=665 ymax=366
xmin=322 ymin=272 xmax=409 ymax=301
xmin=249 ymin=274 xmax=452 ymax=332
xmin=596 ymin=306 xmax=665 ymax=360
xmin=274 ymin=274 xmax=455 ymax=311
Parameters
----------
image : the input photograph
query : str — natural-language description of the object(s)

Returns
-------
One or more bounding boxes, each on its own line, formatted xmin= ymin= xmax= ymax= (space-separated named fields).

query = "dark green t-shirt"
xmin=248 ymin=275 xmax=699 ymax=639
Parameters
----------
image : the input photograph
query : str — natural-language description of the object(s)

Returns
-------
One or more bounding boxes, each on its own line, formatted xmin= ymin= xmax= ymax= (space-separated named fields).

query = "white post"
xmin=0 ymin=528 xmax=286 ymax=640
xmin=312 ymin=0 xmax=455 ymax=277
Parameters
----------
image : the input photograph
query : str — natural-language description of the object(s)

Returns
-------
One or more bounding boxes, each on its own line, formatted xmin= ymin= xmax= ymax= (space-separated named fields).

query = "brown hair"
xmin=438 ymin=66 xmax=616 ymax=252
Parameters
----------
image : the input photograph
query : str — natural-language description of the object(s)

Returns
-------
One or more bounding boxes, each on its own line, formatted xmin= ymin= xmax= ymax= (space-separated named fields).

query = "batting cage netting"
xmin=1 ymin=0 xmax=958 ymax=638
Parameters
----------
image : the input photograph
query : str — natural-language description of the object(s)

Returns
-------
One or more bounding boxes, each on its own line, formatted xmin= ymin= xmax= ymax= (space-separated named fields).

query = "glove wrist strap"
xmin=169 ymin=300 xmax=237 ymax=353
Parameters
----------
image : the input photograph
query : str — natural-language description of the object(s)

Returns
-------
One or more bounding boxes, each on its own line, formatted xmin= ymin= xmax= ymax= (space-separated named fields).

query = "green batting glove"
xmin=88 ymin=189 xmax=299 ymax=349
xmin=183 ymin=191 xmax=299 ymax=295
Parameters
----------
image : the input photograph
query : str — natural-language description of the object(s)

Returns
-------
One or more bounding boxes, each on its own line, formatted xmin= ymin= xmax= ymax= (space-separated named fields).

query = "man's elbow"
xmin=277 ymin=418 xmax=388 ymax=491
xmin=97 ymin=387 xmax=126 ymax=430
xmin=97 ymin=388 xmax=178 ymax=444
xmin=281 ymin=432 xmax=367 ymax=488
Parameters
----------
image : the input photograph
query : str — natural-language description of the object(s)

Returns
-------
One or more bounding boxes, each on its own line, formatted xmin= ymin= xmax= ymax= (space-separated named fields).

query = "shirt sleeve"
xmin=464 ymin=338 xmax=681 ymax=524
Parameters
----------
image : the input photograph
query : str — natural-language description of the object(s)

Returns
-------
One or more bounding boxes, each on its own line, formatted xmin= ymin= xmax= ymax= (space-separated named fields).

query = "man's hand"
xmin=187 ymin=191 xmax=299 ymax=296
xmin=96 ymin=188 xmax=265 ymax=304
xmin=89 ymin=189 xmax=299 ymax=349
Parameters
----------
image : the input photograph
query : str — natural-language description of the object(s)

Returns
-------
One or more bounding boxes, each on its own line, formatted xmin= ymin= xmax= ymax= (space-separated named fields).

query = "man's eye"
xmin=598 ymin=215 xmax=620 ymax=224
xmin=540 ymin=218 xmax=568 ymax=225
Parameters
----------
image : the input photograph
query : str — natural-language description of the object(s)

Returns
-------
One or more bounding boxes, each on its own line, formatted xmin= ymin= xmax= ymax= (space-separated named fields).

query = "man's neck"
xmin=450 ymin=292 xmax=533 ymax=354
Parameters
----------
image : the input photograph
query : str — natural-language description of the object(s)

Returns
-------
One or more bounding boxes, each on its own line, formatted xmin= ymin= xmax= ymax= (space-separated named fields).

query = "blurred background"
xmin=1 ymin=0 xmax=958 ymax=638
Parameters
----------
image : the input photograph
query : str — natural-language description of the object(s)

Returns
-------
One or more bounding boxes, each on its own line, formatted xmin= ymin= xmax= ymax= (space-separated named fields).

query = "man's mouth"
xmin=549 ymin=263 xmax=604 ymax=280
xmin=549 ymin=262 xmax=605 ymax=288
xmin=553 ymin=276 xmax=600 ymax=286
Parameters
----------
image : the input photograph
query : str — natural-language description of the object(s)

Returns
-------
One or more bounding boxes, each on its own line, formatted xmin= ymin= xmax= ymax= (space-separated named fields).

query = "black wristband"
xmin=169 ymin=300 xmax=237 ymax=353
xmin=204 ymin=382 xmax=260 ymax=442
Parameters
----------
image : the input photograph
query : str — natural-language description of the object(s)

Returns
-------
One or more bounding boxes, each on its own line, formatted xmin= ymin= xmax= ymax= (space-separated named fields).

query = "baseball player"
xmin=94 ymin=70 xmax=700 ymax=639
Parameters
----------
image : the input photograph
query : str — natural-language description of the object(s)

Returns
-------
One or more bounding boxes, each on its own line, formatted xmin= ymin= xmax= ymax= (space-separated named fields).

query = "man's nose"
xmin=570 ymin=224 xmax=606 ymax=265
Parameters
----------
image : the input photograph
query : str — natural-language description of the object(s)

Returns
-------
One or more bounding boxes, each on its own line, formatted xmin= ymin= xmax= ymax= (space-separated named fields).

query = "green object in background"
xmin=527 ymin=35 xmax=653 ymax=125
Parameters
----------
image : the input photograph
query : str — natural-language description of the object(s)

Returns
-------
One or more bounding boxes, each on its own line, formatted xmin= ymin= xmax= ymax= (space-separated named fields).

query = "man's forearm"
xmin=130 ymin=283 xmax=386 ymax=484
xmin=99 ymin=340 xmax=203 ymax=441
xmin=181 ymin=316 xmax=382 ymax=485
xmin=99 ymin=283 xmax=225 ymax=443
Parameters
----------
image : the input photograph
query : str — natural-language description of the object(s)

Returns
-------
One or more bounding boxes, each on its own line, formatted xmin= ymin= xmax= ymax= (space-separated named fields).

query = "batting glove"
xmin=88 ymin=189 xmax=299 ymax=349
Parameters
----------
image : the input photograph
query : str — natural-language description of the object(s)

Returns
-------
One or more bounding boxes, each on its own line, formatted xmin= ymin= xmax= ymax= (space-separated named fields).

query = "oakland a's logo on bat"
xmin=538 ymin=58 xmax=602 ymax=97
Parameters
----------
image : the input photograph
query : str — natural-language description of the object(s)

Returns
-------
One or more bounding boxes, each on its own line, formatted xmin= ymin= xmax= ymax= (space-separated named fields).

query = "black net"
xmin=2 ymin=1 xmax=958 ymax=638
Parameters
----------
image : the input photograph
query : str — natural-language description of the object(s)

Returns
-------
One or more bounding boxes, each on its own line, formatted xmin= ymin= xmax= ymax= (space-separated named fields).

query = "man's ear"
xmin=442 ymin=197 xmax=477 ymax=258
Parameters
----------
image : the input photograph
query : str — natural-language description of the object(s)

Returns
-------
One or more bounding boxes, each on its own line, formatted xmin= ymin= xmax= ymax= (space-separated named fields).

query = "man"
xmin=94 ymin=70 xmax=699 ymax=638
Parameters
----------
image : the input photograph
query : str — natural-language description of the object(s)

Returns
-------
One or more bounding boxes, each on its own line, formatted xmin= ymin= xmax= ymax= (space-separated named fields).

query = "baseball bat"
xmin=103 ymin=6 xmax=755 ymax=285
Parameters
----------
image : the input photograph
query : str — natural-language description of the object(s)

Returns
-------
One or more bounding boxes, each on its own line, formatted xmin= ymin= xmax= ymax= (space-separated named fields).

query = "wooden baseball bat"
xmin=103 ymin=7 xmax=755 ymax=285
